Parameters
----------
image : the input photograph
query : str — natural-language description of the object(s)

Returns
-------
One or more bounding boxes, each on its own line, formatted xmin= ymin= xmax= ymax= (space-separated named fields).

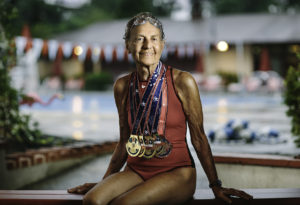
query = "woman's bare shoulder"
xmin=114 ymin=73 xmax=131 ymax=95
xmin=172 ymin=68 xmax=197 ymax=91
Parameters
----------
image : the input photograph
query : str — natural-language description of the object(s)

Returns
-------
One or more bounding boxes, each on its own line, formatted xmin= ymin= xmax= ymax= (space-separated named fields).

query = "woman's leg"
xmin=83 ymin=167 xmax=144 ymax=205
xmin=110 ymin=167 xmax=196 ymax=205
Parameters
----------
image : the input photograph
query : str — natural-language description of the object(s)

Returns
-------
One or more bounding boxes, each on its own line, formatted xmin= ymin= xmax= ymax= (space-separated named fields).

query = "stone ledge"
xmin=4 ymin=141 xmax=118 ymax=170
xmin=0 ymin=189 xmax=299 ymax=205
xmin=213 ymin=153 xmax=300 ymax=168
xmin=0 ymin=190 xmax=82 ymax=205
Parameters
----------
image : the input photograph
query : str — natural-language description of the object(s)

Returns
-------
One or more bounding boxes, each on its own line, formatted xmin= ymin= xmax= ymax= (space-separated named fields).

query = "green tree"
xmin=91 ymin=0 xmax=176 ymax=18
xmin=0 ymin=0 xmax=75 ymax=151
xmin=284 ymin=54 xmax=300 ymax=147
xmin=8 ymin=0 xmax=177 ymax=39
xmin=210 ymin=0 xmax=300 ymax=15
xmin=9 ymin=0 xmax=114 ymax=38
xmin=116 ymin=0 xmax=154 ymax=18
xmin=212 ymin=0 xmax=274 ymax=14
xmin=84 ymin=72 xmax=114 ymax=91
xmin=0 ymin=0 xmax=39 ymax=149
xmin=7 ymin=0 xmax=66 ymax=38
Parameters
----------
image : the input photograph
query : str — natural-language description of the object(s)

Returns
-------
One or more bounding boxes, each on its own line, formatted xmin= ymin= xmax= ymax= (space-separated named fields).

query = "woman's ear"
xmin=126 ymin=42 xmax=131 ymax=54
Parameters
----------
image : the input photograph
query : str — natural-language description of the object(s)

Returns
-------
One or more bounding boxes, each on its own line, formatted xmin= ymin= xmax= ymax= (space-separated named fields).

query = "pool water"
xmin=21 ymin=91 xmax=283 ymax=113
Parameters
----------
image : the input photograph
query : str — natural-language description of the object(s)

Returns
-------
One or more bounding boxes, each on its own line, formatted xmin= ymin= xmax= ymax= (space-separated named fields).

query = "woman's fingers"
xmin=67 ymin=184 xmax=87 ymax=194
xmin=223 ymin=188 xmax=253 ymax=200
xmin=67 ymin=187 xmax=77 ymax=193
xmin=213 ymin=187 xmax=253 ymax=204
xmin=68 ymin=183 xmax=97 ymax=194
xmin=217 ymin=193 xmax=232 ymax=204
xmin=67 ymin=185 xmax=82 ymax=193
xmin=77 ymin=188 xmax=87 ymax=194
xmin=236 ymin=189 xmax=253 ymax=200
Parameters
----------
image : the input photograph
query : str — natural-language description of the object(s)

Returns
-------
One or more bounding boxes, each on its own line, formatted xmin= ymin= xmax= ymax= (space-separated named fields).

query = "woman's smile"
xmin=140 ymin=52 xmax=154 ymax=56
xmin=126 ymin=21 xmax=165 ymax=69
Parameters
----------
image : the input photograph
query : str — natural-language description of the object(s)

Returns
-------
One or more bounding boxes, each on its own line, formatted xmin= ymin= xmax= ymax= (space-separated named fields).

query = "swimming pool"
xmin=21 ymin=91 xmax=283 ymax=113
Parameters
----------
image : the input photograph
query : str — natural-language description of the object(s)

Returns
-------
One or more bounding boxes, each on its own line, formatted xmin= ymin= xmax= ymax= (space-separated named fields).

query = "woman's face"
xmin=126 ymin=21 xmax=165 ymax=68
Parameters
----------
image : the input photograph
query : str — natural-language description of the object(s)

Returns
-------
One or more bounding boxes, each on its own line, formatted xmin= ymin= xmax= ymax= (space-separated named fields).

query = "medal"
xmin=156 ymin=138 xmax=172 ymax=158
xmin=143 ymin=135 xmax=156 ymax=159
xmin=126 ymin=135 xmax=141 ymax=157
xmin=138 ymin=135 xmax=146 ymax=157
xmin=138 ymin=147 xmax=146 ymax=157
xmin=154 ymin=135 xmax=164 ymax=154
xmin=143 ymin=147 xmax=156 ymax=159
xmin=127 ymin=62 xmax=172 ymax=159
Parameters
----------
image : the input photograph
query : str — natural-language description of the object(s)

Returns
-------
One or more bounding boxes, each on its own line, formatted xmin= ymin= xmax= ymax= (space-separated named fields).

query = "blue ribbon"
xmin=129 ymin=62 xmax=166 ymax=136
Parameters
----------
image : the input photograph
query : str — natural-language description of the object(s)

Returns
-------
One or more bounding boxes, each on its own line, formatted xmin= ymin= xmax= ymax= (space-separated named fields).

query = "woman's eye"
xmin=136 ymin=37 xmax=143 ymax=42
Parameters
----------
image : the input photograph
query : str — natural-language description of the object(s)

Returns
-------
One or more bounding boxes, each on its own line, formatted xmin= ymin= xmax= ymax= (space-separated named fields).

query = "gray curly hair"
xmin=123 ymin=12 xmax=165 ymax=42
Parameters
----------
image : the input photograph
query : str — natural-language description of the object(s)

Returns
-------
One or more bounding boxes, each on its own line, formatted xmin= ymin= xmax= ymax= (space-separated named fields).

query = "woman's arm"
xmin=103 ymin=75 xmax=131 ymax=179
xmin=173 ymin=69 xmax=252 ymax=203
xmin=173 ymin=70 xmax=218 ymax=185
xmin=68 ymin=75 xmax=131 ymax=194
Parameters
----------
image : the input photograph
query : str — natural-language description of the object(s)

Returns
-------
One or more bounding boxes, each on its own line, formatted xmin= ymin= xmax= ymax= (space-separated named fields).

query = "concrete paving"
xmin=20 ymin=91 xmax=300 ymax=190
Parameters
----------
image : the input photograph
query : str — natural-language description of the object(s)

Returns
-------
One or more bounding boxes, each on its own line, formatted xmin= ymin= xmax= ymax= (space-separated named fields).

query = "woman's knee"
xmin=83 ymin=192 xmax=106 ymax=205
xmin=84 ymin=190 xmax=133 ymax=205
xmin=110 ymin=195 xmax=132 ymax=205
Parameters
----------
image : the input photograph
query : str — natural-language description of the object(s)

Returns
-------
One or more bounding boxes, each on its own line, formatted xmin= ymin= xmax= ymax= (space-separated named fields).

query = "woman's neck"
xmin=136 ymin=63 xmax=158 ymax=81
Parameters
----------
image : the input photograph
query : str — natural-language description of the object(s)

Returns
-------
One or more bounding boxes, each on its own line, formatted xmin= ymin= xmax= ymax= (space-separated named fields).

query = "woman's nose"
xmin=142 ymin=39 xmax=151 ymax=49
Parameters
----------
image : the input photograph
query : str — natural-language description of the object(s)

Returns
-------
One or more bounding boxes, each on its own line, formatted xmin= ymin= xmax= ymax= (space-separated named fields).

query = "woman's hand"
xmin=212 ymin=186 xmax=253 ymax=204
xmin=67 ymin=183 xmax=97 ymax=195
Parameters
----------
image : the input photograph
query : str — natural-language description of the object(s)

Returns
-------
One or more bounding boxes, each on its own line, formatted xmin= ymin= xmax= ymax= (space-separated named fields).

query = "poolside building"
xmin=14 ymin=13 xmax=300 ymax=91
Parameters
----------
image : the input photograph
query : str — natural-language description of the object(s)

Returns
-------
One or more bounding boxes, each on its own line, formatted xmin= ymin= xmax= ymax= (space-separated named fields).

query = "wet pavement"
xmin=21 ymin=91 xmax=300 ymax=190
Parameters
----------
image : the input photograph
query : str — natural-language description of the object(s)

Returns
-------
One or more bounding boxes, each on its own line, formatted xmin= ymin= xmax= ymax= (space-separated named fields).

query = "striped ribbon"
xmin=129 ymin=62 xmax=167 ymax=136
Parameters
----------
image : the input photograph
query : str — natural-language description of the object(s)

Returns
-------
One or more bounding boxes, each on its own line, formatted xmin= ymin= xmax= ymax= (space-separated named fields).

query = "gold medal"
xmin=143 ymin=148 xmax=156 ymax=159
xmin=143 ymin=135 xmax=156 ymax=159
xmin=138 ymin=135 xmax=146 ymax=157
xmin=138 ymin=147 xmax=146 ymax=157
xmin=154 ymin=135 xmax=163 ymax=154
xmin=126 ymin=135 xmax=141 ymax=157
xmin=156 ymin=138 xmax=172 ymax=158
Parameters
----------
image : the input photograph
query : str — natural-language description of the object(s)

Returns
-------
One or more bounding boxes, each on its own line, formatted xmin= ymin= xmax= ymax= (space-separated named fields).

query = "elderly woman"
xmin=68 ymin=12 xmax=253 ymax=205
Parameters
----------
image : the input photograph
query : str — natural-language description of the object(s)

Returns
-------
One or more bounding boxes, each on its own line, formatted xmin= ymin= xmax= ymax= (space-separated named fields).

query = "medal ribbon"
xmin=153 ymin=79 xmax=167 ymax=136
xmin=129 ymin=63 xmax=161 ymax=133
xmin=129 ymin=62 xmax=167 ymax=136
xmin=141 ymin=67 xmax=166 ymax=135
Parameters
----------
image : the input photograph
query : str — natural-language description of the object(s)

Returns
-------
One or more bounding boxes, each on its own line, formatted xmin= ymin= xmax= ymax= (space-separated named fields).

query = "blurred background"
xmin=1 ymin=0 xmax=300 ymax=191
xmin=7 ymin=0 xmax=300 ymax=92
